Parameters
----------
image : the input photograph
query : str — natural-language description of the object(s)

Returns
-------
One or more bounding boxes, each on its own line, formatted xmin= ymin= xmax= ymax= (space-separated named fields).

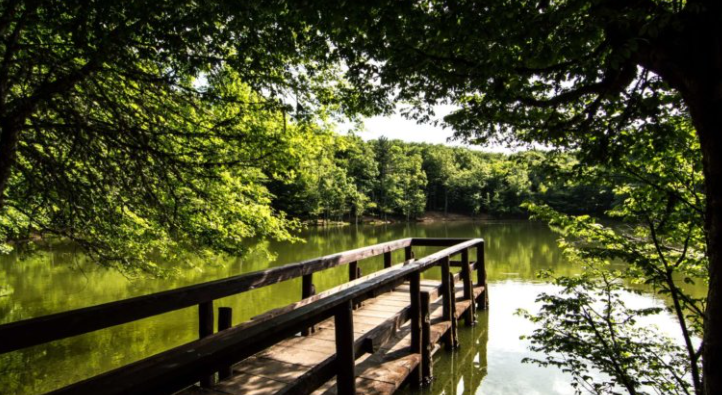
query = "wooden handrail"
xmin=46 ymin=238 xmax=483 ymax=395
xmin=0 ymin=238 xmax=413 ymax=354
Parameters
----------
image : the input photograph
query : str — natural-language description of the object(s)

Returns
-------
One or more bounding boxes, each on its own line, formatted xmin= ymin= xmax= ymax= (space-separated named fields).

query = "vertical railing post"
xmin=302 ymin=273 xmax=316 ymax=336
xmin=448 ymin=272 xmax=459 ymax=349
xmin=404 ymin=245 xmax=414 ymax=263
xmin=476 ymin=241 xmax=489 ymax=310
xmin=421 ymin=291 xmax=433 ymax=385
xmin=349 ymin=261 xmax=361 ymax=309
xmin=198 ymin=301 xmax=215 ymax=387
xmin=349 ymin=261 xmax=359 ymax=282
xmin=461 ymin=249 xmax=476 ymax=326
xmin=335 ymin=300 xmax=356 ymax=394
xmin=441 ymin=257 xmax=459 ymax=350
xmin=217 ymin=307 xmax=233 ymax=380
xmin=409 ymin=271 xmax=422 ymax=387
xmin=384 ymin=251 xmax=392 ymax=268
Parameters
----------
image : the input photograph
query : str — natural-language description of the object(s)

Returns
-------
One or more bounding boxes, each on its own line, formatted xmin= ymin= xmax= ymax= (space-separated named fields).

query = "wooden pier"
xmin=0 ymin=238 xmax=488 ymax=395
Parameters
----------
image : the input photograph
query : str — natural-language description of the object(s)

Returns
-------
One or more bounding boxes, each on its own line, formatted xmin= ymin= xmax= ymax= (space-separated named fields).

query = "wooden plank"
xmin=232 ymin=356 xmax=309 ymax=384
xmin=411 ymin=238 xmax=478 ymax=247
xmin=384 ymin=251 xmax=392 ymax=268
xmin=215 ymin=371 xmax=287 ymax=395
xmin=261 ymin=345 xmax=332 ymax=368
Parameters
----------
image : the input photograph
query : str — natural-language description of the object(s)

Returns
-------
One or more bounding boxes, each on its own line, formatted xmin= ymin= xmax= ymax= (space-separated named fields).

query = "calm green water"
xmin=0 ymin=221 xmax=696 ymax=395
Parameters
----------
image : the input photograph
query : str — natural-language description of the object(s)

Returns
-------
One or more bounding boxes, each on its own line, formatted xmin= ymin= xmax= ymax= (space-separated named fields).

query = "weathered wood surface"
xmin=0 ymin=238 xmax=413 ymax=354
xmin=179 ymin=282 xmax=484 ymax=395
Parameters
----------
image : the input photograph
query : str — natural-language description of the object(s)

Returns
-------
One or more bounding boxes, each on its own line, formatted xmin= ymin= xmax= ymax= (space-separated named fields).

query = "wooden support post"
xmin=384 ymin=251 xmax=392 ymax=268
xmin=198 ymin=301 xmax=214 ymax=387
xmin=409 ymin=271 xmax=422 ymax=387
xmin=217 ymin=307 xmax=233 ymax=380
xmin=301 ymin=274 xmax=316 ymax=336
xmin=448 ymin=272 xmax=459 ymax=349
xmin=349 ymin=261 xmax=358 ymax=281
xmin=440 ymin=257 xmax=458 ymax=350
xmin=349 ymin=261 xmax=360 ymax=309
xmin=420 ymin=291 xmax=433 ymax=385
xmin=461 ymin=249 xmax=476 ymax=326
xmin=335 ymin=300 xmax=356 ymax=395
xmin=404 ymin=246 xmax=414 ymax=263
xmin=476 ymin=241 xmax=489 ymax=310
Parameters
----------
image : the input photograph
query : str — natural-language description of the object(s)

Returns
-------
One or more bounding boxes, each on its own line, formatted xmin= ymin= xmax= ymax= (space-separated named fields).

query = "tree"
xmin=0 ymin=1 xmax=349 ymax=273
xmin=521 ymin=119 xmax=707 ymax=394
xmin=304 ymin=1 xmax=722 ymax=391
xmin=389 ymin=144 xmax=427 ymax=221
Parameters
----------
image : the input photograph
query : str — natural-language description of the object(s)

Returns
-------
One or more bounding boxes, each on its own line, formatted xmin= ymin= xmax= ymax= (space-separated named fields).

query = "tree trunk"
xmin=685 ymin=87 xmax=722 ymax=395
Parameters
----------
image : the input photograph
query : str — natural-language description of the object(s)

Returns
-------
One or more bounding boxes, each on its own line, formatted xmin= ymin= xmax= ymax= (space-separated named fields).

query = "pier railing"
xmin=0 ymin=237 xmax=487 ymax=395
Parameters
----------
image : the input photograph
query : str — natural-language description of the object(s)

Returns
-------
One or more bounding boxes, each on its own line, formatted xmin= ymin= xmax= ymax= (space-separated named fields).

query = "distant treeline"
xmin=268 ymin=135 xmax=615 ymax=223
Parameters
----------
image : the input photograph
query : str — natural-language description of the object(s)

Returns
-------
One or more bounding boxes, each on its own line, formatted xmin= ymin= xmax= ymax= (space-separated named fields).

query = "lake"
xmin=0 ymin=220 xmax=697 ymax=394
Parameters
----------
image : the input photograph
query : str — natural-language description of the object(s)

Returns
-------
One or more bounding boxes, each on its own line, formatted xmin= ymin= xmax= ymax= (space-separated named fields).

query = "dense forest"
xmin=268 ymin=134 xmax=614 ymax=224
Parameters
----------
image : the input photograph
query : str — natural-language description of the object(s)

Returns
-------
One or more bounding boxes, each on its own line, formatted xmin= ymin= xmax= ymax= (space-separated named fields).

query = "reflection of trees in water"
xmin=401 ymin=310 xmax=489 ymax=395
xmin=0 ymin=221 xmax=543 ymax=394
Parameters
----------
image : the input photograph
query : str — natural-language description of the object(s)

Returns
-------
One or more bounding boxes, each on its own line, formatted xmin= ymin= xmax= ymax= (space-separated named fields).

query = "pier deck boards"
xmin=184 ymin=281 xmax=483 ymax=395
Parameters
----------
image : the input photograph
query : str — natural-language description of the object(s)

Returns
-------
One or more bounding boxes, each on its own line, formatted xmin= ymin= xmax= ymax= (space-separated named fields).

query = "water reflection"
xmin=0 ymin=221 xmax=705 ymax=394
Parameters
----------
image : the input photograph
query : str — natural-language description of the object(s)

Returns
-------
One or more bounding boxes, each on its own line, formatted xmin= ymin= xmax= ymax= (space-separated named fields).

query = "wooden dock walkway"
xmin=0 ymin=238 xmax=488 ymax=395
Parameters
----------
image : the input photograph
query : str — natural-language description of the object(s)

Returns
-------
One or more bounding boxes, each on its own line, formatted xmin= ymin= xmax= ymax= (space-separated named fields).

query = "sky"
xmin=337 ymin=105 xmax=524 ymax=154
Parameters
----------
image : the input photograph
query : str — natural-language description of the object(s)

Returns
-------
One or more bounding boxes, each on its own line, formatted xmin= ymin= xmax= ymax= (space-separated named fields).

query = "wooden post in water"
xmin=440 ymin=257 xmax=459 ymax=349
xmin=384 ymin=251 xmax=392 ymax=268
xmin=217 ymin=307 xmax=233 ymax=380
xmin=335 ymin=300 xmax=356 ymax=394
xmin=461 ymin=249 xmax=476 ymax=326
xmin=198 ymin=301 xmax=214 ymax=387
xmin=476 ymin=241 xmax=489 ymax=310
xmin=301 ymin=274 xmax=316 ymax=336
xmin=447 ymin=272 xmax=459 ymax=349
xmin=409 ymin=271 xmax=422 ymax=387
xmin=420 ymin=291 xmax=433 ymax=385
